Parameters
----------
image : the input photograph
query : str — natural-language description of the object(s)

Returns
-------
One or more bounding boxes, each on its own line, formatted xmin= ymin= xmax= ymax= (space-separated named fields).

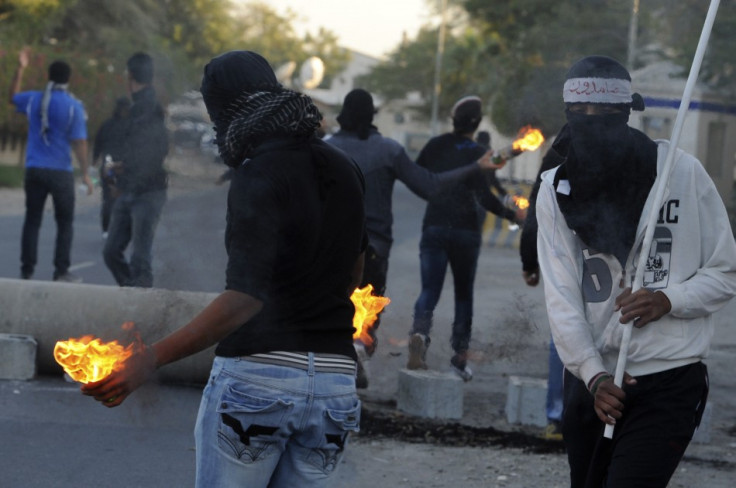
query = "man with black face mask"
xmin=82 ymin=50 xmax=367 ymax=487
xmin=536 ymin=55 xmax=736 ymax=487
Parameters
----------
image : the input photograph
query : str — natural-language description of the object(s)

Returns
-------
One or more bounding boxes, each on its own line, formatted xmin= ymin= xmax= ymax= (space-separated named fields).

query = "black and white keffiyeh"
xmin=219 ymin=88 xmax=322 ymax=167
xmin=200 ymin=50 xmax=322 ymax=167
xmin=40 ymin=82 xmax=68 ymax=145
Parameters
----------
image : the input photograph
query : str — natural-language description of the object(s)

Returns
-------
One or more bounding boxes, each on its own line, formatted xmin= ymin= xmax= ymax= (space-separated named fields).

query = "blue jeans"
xmin=547 ymin=338 xmax=564 ymax=423
xmin=194 ymin=356 xmax=360 ymax=488
xmin=411 ymin=226 xmax=481 ymax=353
xmin=103 ymin=189 xmax=166 ymax=287
xmin=21 ymin=168 xmax=75 ymax=278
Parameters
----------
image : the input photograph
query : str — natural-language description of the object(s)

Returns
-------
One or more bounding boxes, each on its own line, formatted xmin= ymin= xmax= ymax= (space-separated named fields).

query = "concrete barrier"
xmin=0 ymin=333 xmax=37 ymax=380
xmin=0 ymin=278 xmax=218 ymax=384
xmin=397 ymin=368 xmax=464 ymax=419
xmin=505 ymin=375 xmax=547 ymax=428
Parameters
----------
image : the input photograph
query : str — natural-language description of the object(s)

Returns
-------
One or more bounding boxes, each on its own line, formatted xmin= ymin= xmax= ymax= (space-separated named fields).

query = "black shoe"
xmin=20 ymin=271 xmax=33 ymax=280
xmin=53 ymin=272 xmax=82 ymax=283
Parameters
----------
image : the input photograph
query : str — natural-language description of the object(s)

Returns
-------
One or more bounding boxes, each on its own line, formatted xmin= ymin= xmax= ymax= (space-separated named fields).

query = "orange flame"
xmin=512 ymin=126 xmax=544 ymax=152
xmin=351 ymin=284 xmax=390 ymax=348
xmin=513 ymin=195 xmax=530 ymax=210
xmin=54 ymin=322 xmax=138 ymax=383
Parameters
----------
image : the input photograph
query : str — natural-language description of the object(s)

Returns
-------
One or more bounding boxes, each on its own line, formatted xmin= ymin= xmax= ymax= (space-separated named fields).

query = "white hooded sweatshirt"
xmin=537 ymin=141 xmax=736 ymax=387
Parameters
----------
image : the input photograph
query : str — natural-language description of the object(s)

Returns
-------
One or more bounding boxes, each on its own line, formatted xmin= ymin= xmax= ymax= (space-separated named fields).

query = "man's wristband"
xmin=588 ymin=372 xmax=612 ymax=396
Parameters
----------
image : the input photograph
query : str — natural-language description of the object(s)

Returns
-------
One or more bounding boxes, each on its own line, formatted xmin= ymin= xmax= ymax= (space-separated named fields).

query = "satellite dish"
xmin=299 ymin=56 xmax=325 ymax=89
xmin=275 ymin=61 xmax=297 ymax=85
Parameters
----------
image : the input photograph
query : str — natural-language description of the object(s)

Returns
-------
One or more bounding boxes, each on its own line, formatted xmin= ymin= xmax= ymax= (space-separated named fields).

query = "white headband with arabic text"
xmin=563 ymin=77 xmax=632 ymax=104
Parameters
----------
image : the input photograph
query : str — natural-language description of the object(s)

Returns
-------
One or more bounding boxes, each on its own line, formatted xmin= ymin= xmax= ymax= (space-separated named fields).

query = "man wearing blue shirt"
xmin=9 ymin=47 xmax=92 ymax=282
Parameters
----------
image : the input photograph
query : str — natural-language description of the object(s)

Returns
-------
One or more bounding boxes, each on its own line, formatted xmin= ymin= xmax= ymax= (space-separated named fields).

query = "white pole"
xmin=430 ymin=0 xmax=448 ymax=137
xmin=604 ymin=0 xmax=721 ymax=439
xmin=627 ymin=0 xmax=640 ymax=70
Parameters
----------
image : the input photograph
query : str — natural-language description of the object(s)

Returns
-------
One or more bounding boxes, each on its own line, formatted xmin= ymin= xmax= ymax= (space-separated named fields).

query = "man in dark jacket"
xmin=407 ymin=96 xmax=525 ymax=381
xmin=93 ymin=96 xmax=131 ymax=238
xmin=327 ymin=88 xmax=500 ymax=387
xmin=103 ymin=52 xmax=169 ymax=287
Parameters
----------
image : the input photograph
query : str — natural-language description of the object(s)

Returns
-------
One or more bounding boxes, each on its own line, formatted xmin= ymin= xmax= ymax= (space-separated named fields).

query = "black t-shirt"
xmin=215 ymin=137 xmax=367 ymax=360
xmin=418 ymin=133 xmax=515 ymax=231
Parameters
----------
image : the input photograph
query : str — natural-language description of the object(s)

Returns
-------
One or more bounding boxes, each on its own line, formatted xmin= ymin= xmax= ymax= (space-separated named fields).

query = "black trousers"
xmin=100 ymin=176 xmax=117 ymax=232
xmin=21 ymin=167 xmax=75 ymax=278
xmin=562 ymin=362 xmax=709 ymax=488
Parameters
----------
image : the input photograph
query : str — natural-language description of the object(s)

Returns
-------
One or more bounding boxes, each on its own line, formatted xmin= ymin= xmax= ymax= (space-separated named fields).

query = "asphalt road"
xmin=0 ymin=172 xmax=228 ymax=292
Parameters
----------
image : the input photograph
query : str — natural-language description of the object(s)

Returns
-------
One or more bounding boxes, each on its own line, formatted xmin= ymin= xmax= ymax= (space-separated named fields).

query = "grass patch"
xmin=0 ymin=165 xmax=24 ymax=188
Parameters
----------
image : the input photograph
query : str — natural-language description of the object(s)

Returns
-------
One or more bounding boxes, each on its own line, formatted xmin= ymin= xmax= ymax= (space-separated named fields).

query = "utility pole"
xmin=627 ymin=0 xmax=640 ymax=70
xmin=430 ymin=0 xmax=448 ymax=136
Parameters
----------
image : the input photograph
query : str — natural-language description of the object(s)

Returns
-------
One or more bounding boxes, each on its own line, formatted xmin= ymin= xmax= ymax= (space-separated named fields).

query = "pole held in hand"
xmin=604 ymin=0 xmax=721 ymax=439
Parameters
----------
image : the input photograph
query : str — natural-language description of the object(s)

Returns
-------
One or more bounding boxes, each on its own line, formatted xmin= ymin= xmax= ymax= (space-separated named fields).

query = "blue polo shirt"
xmin=13 ymin=89 xmax=87 ymax=172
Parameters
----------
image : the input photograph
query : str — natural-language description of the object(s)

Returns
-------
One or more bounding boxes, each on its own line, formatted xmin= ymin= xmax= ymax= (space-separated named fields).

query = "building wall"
xmin=630 ymin=61 xmax=736 ymax=218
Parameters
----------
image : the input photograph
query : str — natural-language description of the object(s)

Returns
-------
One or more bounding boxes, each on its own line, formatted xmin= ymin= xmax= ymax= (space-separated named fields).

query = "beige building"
xmin=629 ymin=61 xmax=736 ymax=219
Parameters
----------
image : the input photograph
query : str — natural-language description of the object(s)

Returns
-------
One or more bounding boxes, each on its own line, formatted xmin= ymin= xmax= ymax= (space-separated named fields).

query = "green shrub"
xmin=0 ymin=165 xmax=24 ymax=188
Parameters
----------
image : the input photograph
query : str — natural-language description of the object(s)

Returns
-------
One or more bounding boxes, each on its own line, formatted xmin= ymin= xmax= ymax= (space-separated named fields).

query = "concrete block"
xmin=505 ymin=375 xmax=547 ymax=428
xmin=397 ymin=369 xmax=463 ymax=419
xmin=0 ymin=333 xmax=37 ymax=380
xmin=691 ymin=402 xmax=712 ymax=444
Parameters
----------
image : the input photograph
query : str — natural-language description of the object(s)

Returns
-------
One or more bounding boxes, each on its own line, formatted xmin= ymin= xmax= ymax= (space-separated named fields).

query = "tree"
xmin=356 ymin=23 xmax=500 ymax=126
xmin=230 ymin=2 xmax=351 ymax=89
xmin=0 ymin=0 xmax=350 ymax=138
xmin=643 ymin=0 xmax=736 ymax=97
xmin=357 ymin=0 xmax=634 ymax=137
xmin=361 ymin=0 xmax=736 ymax=139
xmin=462 ymin=0 xmax=633 ymax=136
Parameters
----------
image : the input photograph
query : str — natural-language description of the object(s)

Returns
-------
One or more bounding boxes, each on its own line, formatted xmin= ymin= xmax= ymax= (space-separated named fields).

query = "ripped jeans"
xmin=194 ymin=355 xmax=361 ymax=488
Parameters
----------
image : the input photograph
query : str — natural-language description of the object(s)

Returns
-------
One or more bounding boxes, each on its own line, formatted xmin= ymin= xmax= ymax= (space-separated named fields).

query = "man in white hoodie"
xmin=536 ymin=55 xmax=736 ymax=488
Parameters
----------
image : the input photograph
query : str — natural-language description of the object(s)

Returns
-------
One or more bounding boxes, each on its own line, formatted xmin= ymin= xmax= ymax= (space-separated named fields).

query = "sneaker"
xmin=450 ymin=353 xmax=473 ymax=382
xmin=407 ymin=333 xmax=428 ymax=370
xmin=102 ymin=231 xmax=109 ymax=240
xmin=542 ymin=421 xmax=563 ymax=441
xmin=53 ymin=272 xmax=83 ymax=283
xmin=20 ymin=271 xmax=33 ymax=280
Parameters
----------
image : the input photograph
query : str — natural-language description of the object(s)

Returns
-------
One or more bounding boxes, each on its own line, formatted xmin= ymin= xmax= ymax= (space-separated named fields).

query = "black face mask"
xmin=557 ymin=109 xmax=657 ymax=265
xmin=565 ymin=109 xmax=633 ymax=199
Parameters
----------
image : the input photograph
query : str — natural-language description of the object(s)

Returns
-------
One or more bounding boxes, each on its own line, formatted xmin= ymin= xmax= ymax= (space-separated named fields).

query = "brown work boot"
xmin=407 ymin=333 xmax=428 ymax=370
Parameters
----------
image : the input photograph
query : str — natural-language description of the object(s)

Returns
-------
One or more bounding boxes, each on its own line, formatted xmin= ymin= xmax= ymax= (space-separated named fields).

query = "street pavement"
xmin=1 ymin=154 xmax=735 ymax=487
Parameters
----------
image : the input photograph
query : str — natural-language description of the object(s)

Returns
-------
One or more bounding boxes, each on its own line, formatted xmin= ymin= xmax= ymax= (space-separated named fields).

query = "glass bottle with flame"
xmin=492 ymin=126 xmax=545 ymax=164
